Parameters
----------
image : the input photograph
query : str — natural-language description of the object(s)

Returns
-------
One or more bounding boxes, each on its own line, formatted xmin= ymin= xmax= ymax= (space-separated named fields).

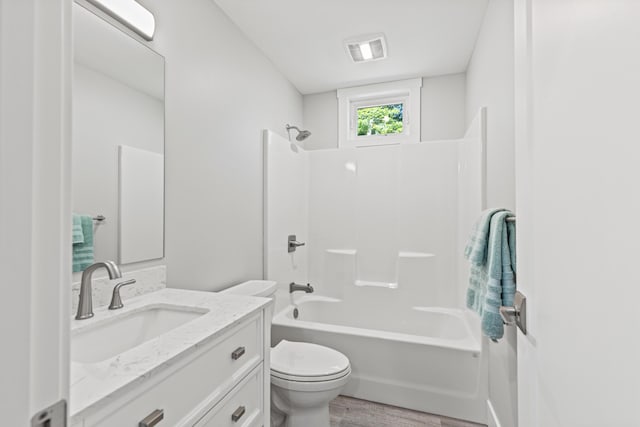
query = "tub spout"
xmin=290 ymin=282 xmax=314 ymax=294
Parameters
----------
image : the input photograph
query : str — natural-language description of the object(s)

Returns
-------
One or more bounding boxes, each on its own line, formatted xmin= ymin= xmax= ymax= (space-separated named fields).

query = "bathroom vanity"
xmin=69 ymin=289 xmax=272 ymax=427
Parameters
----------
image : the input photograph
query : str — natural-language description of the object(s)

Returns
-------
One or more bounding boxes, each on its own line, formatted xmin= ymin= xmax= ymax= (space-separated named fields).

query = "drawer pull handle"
xmin=231 ymin=346 xmax=246 ymax=360
xmin=139 ymin=409 xmax=164 ymax=427
xmin=231 ymin=406 xmax=246 ymax=422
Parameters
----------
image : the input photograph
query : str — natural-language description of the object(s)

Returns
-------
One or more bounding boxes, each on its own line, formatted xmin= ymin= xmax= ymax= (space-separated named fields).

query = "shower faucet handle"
xmin=288 ymin=235 xmax=306 ymax=253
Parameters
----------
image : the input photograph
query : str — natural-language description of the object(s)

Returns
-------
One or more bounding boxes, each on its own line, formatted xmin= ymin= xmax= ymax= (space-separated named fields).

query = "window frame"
xmin=337 ymin=78 xmax=422 ymax=148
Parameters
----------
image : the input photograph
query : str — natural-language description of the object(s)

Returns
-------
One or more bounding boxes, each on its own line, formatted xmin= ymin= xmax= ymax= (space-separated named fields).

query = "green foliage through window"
xmin=357 ymin=103 xmax=404 ymax=136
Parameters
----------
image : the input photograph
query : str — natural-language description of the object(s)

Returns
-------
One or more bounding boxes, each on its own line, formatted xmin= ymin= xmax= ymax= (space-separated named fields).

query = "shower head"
xmin=286 ymin=124 xmax=312 ymax=142
xmin=296 ymin=129 xmax=311 ymax=141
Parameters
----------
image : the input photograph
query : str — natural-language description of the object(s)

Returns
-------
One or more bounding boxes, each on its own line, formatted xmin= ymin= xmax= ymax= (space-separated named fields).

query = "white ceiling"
xmin=213 ymin=0 xmax=489 ymax=94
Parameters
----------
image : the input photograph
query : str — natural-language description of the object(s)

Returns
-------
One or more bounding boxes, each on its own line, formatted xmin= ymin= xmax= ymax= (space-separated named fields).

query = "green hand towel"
xmin=72 ymin=215 xmax=94 ymax=272
xmin=72 ymin=213 xmax=84 ymax=245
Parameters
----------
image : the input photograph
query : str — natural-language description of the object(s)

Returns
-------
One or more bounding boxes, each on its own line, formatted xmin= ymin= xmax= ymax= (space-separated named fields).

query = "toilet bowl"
xmin=271 ymin=340 xmax=351 ymax=427
xmin=220 ymin=280 xmax=351 ymax=427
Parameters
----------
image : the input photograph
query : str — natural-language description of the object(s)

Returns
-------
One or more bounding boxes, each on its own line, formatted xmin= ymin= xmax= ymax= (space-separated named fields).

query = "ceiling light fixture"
xmin=345 ymin=34 xmax=387 ymax=63
xmin=360 ymin=43 xmax=373 ymax=60
xmin=86 ymin=0 xmax=156 ymax=41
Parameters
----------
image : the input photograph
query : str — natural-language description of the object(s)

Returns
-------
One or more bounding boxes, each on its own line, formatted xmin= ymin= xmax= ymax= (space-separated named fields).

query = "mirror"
xmin=72 ymin=3 xmax=165 ymax=270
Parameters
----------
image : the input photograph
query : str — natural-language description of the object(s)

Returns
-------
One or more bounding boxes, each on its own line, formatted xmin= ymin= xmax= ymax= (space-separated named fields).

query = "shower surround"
xmin=263 ymin=109 xmax=487 ymax=422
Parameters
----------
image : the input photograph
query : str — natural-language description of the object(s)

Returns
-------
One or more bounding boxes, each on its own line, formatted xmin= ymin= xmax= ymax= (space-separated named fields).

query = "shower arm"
xmin=286 ymin=124 xmax=311 ymax=142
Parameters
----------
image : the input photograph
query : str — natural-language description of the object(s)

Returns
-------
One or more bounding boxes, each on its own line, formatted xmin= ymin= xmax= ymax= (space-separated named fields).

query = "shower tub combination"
xmin=265 ymin=110 xmax=488 ymax=423
xmin=271 ymin=293 xmax=487 ymax=424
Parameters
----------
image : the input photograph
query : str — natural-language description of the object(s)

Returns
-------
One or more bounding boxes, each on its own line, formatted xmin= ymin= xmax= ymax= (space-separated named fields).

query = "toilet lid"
xmin=271 ymin=340 xmax=350 ymax=380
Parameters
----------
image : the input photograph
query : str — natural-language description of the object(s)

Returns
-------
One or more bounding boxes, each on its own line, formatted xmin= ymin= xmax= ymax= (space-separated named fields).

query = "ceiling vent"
xmin=345 ymin=34 xmax=387 ymax=63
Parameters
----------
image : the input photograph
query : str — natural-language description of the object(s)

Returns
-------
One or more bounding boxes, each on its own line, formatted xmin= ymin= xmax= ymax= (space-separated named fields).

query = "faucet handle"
xmin=108 ymin=279 xmax=136 ymax=310
xmin=288 ymin=235 xmax=306 ymax=253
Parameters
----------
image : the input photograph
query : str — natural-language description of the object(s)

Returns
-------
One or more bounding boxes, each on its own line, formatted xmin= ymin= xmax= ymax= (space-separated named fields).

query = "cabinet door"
xmin=195 ymin=364 xmax=263 ymax=427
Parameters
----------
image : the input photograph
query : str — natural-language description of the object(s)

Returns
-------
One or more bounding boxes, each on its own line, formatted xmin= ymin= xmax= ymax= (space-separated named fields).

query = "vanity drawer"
xmin=85 ymin=313 xmax=263 ymax=427
xmin=194 ymin=364 xmax=263 ymax=427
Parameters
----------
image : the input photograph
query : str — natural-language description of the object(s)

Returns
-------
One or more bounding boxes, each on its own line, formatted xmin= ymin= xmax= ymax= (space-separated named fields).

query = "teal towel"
xmin=72 ymin=214 xmax=84 ymax=244
xmin=465 ymin=208 xmax=505 ymax=313
xmin=72 ymin=215 xmax=94 ymax=272
xmin=464 ymin=208 xmax=506 ymax=266
xmin=465 ymin=209 xmax=516 ymax=340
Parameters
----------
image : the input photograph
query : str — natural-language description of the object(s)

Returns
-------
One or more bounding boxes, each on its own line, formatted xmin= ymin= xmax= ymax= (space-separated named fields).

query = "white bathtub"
xmin=272 ymin=295 xmax=487 ymax=423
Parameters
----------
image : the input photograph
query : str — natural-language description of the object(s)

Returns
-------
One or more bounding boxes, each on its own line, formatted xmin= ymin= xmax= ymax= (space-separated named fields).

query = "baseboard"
xmin=487 ymin=400 xmax=501 ymax=427
xmin=341 ymin=375 xmax=486 ymax=424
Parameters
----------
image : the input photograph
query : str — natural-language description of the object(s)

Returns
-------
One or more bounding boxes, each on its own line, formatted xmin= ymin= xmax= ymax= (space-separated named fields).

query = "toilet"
xmin=220 ymin=280 xmax=351 ymax=427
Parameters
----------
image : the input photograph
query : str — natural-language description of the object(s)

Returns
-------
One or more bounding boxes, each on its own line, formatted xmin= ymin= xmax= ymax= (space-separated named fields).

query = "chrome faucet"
xmin=289 ymin=282 xmax=314 ymax=294
xmin=76 ymin=261 xmax=122 ymax=320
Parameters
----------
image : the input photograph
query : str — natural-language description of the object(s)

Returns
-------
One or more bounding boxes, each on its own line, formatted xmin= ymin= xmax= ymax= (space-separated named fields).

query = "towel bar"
xmin=499 ymin=290 xmax=527 ymax=334
xmin=93 ymin=215 xmax=105 ymax=222
xmin=505 ymin=216 xmax=516 ymax=222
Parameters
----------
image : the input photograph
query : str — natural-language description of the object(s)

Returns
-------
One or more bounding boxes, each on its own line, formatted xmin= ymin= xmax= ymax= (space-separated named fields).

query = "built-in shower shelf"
xmin=354 ymin=280 xmax=398 ymax=289
xmin=326 ymin=249 xmax=357 ymax=255
xmin=398 ymin=252 xmax=435 ymax=258
xmin=324 ymin=250 xmax=433 ymax=290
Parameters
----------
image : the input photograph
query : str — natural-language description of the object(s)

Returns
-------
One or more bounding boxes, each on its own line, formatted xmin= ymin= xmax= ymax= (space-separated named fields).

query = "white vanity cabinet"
xmin=69 ymin=290 xmax=272 ymax=427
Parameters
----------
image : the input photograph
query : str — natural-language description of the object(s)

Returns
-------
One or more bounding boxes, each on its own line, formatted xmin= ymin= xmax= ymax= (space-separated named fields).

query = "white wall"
xmin=421 ymin=73 xmax=467 ymax=141
xmin=466 ymin=0 xmax=515 ymax=211
xmin=302 ymin=73 xmax=466 ymax=150
xmin=302 ymin=91 xmax=337 ymax=151
xmin=139 ymin=0 xmax=303 ymax=291
xmin=465 ymin=1 xmax=517 ymax=426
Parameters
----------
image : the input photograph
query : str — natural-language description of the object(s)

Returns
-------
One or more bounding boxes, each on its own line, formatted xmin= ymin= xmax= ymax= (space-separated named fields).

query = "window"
xmin=356 ymin=102 xmax=404 ymax=136
xmin=337 ymin=78 xmax=421 ymax=148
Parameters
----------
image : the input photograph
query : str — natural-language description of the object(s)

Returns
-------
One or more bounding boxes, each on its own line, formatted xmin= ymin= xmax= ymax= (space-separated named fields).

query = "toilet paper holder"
xmin=499 ymin=290 xmax=527 ymax=334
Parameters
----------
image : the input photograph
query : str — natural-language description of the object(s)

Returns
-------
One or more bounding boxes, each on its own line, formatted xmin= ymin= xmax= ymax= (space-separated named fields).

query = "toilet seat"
xmin=271 ymin=340 xmax=350 ymax=382
xmin=271 ymin=366 xmax=351 ymax=393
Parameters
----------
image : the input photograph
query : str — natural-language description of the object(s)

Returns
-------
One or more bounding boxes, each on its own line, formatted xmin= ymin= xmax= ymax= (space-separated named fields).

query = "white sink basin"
xmin=71 ymin=305 xmax=207 ymax=363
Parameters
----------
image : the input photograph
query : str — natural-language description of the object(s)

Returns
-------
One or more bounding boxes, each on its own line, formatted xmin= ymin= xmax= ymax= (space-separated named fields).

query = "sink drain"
xmin=293 ymin=307 xmax=299 ymax=319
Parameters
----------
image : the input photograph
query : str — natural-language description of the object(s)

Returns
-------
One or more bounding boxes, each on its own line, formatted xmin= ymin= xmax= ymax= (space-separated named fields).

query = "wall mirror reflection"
xmin=72 ymin=3 xmax=165 ymax=272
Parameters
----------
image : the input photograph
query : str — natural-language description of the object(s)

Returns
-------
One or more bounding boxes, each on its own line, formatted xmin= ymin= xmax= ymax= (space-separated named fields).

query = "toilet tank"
xmin=220 ymin=280 xmax=278 ymax=321
xmin=219 ymin=280 xmax=278 ymax=299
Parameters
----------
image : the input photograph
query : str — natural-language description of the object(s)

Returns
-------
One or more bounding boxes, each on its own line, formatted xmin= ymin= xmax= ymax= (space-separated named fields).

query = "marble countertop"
xmin=69 ymin=288 xmax=272 ymax=422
